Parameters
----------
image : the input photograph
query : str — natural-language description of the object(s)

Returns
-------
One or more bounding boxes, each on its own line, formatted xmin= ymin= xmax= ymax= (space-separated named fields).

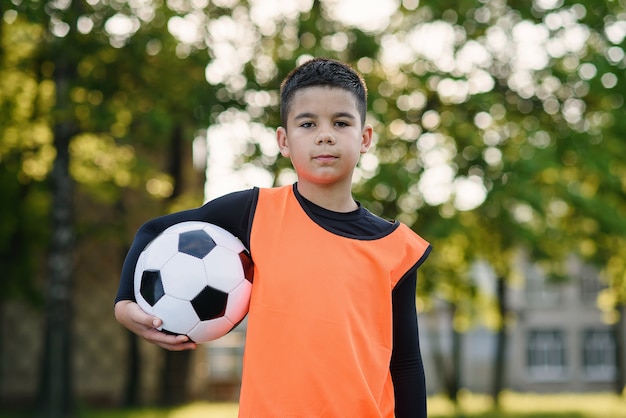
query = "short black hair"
xmin=279 ymin=58 xmax=368 ymax=128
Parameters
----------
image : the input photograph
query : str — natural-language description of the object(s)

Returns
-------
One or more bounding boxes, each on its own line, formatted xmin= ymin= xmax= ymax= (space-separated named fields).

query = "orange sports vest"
xmin=238 ymin=186 xmax=430 ymax=418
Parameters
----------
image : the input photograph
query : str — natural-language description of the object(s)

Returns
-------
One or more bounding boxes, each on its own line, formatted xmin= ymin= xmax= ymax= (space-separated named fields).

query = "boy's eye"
xmin=300 ymin=122 xmax=315 ymax=128
xmin=335 ymin=121 xmax=349 ymax=127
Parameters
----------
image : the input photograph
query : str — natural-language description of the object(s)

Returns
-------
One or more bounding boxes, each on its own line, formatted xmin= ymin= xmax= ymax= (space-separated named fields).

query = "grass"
xmin=427 ymin=391 xmax=626 ymax=417
xmin=3 ymin=392 xmax=625 ymax=417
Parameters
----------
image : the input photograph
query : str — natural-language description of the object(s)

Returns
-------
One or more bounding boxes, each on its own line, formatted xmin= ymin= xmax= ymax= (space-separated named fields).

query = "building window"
xmin=524 ymin=266 xmax=562 ymax=308
xmin=579 ymin=271 xmax=604 ymax=304
xmin=527 ymin=329 xmax=567 ymax=380
xmin=206 ymin=326 xmax=246 ymax=382
xmin=583 ymin=329 xmax=616 ymax=381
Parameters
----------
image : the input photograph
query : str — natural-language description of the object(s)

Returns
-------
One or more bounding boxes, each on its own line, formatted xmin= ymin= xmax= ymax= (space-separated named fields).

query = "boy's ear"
xmin=360 ymin=124 xmax=373 ymax=154
xmin=276 ymin=127 xmax=290 ymax=157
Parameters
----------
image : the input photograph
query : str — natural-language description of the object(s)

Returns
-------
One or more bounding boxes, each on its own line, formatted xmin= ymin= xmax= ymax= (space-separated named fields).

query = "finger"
xmin=156 ymin=341 xmax=198 ymax=351
xmin=143 ymin=329 xmax=195 ymax=346
xmin=128 ymin=304 xmax=162 ymax=329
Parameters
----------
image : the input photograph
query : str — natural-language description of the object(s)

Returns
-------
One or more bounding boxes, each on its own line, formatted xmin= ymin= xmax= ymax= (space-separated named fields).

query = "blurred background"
xmin=1 ymin=0 xmax=625 ymax=417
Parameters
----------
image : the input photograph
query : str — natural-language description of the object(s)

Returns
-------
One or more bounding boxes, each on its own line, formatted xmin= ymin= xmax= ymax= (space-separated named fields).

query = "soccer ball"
xmin=134 ymin=221 xmax=253 ymax=343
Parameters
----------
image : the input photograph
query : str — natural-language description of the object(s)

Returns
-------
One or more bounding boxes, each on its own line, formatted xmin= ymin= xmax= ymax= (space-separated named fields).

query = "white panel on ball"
xmin=160 ymin=254 xmax=209 ymax=300
xmin=153 ymin=295 xmax=201 ymax=335
xmin=188 ymin=316 xmax=236 ymax=343
xmin=224 ymin=281 xmax=252 ymax=323
xmin=203 ymin=247 xmax=245 ymax=293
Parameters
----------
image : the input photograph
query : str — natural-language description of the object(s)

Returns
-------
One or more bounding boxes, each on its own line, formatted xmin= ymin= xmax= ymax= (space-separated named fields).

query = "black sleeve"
xmin=114 ymin=188 xmax=258 ymax=304
xmin=390 ymin=266 xmax=427 ymax=418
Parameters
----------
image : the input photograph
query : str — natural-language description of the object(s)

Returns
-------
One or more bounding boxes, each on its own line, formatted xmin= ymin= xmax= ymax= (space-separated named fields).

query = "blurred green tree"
xmin=2 ymin=0 xmax=221 ymax=414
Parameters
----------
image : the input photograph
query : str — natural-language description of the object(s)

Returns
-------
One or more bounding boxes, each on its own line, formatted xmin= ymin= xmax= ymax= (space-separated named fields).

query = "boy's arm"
xmin=114 ymin=188 xmax=257 ymax=350
xmin=390 ymin=267 xmax=427 ymax=418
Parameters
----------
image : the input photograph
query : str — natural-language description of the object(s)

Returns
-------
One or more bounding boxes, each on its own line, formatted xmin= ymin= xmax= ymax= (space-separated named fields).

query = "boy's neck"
xmin=295 ymin=181 xmax=358 ymax=213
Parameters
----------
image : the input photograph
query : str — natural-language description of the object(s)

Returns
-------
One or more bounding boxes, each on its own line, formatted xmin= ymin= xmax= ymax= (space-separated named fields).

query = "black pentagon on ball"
xmin=140 ymin=270 xmax=165 ymax=306
xmin=191 ymin=285 xmax=229 ymax=320
xmin=178 ymin=229 xmax=216 ymax=259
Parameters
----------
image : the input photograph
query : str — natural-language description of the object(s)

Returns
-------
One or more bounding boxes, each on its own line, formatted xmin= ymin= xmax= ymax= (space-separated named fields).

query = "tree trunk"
xmin=116 ymin=193 xmax=141 ymax=407
xmin=433 ymin=302 xmax=462 ymax=405
xmin=491 ymin=276 xmax=508 ymax=408
xmin=38 ymin=56 xmax=76 ymax=418
xmin=121 ymin=331 xmax=141 ymax=406
xmin=159 ymin=124 xmax=193 ymax=405
xmin=450 ymin=309 xmax=462 ymax=405
xmin=428 ymin=314 xmax=456 ymax=404
xmin=159 ymin=351 xmax=192 ymax=406
xmin=614 ymin=303 xmax=626 ymax=396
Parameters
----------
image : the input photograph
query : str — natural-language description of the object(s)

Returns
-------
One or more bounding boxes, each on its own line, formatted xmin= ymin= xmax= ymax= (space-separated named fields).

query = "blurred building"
xmin=419 ymin=255 xmax=621 ymax=394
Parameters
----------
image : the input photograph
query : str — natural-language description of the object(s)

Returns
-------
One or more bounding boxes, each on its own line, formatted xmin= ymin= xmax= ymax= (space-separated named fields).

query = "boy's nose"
xmin=316 ymin=132 xmax=336 ymax=145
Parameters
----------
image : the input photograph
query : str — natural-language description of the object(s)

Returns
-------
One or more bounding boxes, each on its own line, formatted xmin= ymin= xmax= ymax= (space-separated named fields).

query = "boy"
xmin=115 ymin=57 xmax=431 ymax=417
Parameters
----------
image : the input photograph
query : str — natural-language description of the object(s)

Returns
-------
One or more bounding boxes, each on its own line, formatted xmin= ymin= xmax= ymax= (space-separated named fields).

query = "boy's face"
xmin=276 ymin=86 xmax=372 ymax=189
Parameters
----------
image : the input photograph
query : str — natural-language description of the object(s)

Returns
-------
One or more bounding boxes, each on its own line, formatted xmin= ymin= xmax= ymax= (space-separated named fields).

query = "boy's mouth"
xmin=314 ymin=154 xmax=338 ymax=163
